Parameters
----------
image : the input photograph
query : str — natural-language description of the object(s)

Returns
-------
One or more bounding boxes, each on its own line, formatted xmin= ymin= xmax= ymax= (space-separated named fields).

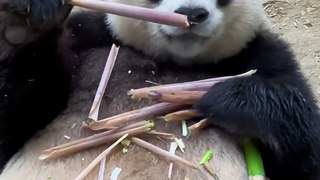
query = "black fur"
xmin=65 ymin=11 xmax=117 ymax=52
xmin=0 ymin=1 xmax=75 ymax=170
xmin=0 ymin=26 xmax=73 ymax=170
xmin=195 ymin=33 xmax=320 ymax=180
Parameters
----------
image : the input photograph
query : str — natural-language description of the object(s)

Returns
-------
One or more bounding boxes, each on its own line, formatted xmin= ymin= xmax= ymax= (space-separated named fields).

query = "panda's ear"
xmin=65 ymin=10 xmax=117 ymax=52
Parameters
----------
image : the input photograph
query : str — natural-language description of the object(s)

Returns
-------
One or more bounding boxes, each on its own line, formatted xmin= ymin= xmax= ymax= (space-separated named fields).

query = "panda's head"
xmin=108 ymin=0 xmax=270 ymax=64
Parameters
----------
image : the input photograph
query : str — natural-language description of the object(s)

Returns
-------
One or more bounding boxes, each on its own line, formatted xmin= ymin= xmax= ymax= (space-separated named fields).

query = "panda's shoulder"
xmin=65 ymin=9 xmax=116 ymax=52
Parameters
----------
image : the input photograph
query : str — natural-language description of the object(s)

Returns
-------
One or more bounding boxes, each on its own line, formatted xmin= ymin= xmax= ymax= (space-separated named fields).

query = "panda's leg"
xmin=195 ymin=35 xmax=320 ymax=180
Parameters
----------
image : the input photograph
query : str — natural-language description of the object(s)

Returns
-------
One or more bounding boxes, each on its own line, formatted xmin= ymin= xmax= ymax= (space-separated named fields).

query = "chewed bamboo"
xmin=163 ymin=109 xmax=202 ymax=121
xmin=128 ymin=70 xmax=256 ymax=99
xmin=188 ymin=119 xmax=209 ymax=132
xmin=69 ymin=0 xmax=189 ymax=28
xmin=131 ymin=137 xmax=199 ymax=170
xmin=88 ymin=44 xmax=119 ymax=121
xmin=39 ymin=124 xmax=151 ymax=160
xmin=146 ymin=90 xmax=206 ymax=104
xmin=85 ymin=103 xmax=185 ymax=130
xmin=74 ymin=134 xmax=128 ymax=180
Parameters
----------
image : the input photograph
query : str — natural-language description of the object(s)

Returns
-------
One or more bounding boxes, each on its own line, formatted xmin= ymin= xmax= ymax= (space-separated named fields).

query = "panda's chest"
xmin=108 ymin=54 xmax=215 ymax=93
xmin=93 ymin=48 xmax=215 ymax=118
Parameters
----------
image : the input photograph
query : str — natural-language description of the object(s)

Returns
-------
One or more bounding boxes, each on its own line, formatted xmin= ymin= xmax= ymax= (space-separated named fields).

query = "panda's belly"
xmin=0 ymin=47 xmax=247 ymax=180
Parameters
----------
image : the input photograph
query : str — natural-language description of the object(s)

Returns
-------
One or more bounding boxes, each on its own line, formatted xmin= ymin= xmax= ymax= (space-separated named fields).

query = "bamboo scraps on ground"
xmin=145 ymin=131 xmax=175 ymax=139
xmin=39 ymin=121 xmax=154 ymax=160
xmin=88 ymin=44 xmax=119 ymax=121
xmin=69 ymin=0 xmax=189 ymax=28
xmin=131 ymin=137 xmax=199 ymax=170
xmin=74 ymin=134 xmax=129 ymax=180
xmin=168 ymin=142 xmax=178 ymax=179
xmin=98 ymin=157 xmax=106 ymax=180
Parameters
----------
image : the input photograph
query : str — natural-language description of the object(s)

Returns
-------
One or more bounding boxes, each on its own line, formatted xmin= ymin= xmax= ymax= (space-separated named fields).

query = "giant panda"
xmin=1 ymin=0 xmax=320 ymax=180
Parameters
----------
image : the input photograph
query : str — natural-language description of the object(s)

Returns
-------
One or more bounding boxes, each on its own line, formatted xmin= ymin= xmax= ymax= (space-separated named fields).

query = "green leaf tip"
xmin=147 ymin=120 xmax=155 ymax=129
xmin=199 ymin=150 xmax=214 ymax=165
xmin=121 ymin=139 xmax=131 ymax=147
xmin=182 ymin=120 xmax=188 ymax=136
xmin=122 ymin=147 xmax=129 ymax=154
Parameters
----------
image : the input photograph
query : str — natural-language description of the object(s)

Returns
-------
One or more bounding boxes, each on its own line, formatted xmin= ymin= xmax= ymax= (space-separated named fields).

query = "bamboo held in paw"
xmin=147 ymin=90 xmax=206 ymax=104
xmin=85 ymin=103 xmax=185 ymax=130
xmin=128 ymin=69 xmax=257 ymax=99
xmin=163 ymin=109 xmax=202 ymax=121
xmin=69 ymin=0 xmax=189 ymax=28
xmin=188 ymin=119 xmax=209 ymax=132
xmin=129 ymin=81 xmax=216 ymax=99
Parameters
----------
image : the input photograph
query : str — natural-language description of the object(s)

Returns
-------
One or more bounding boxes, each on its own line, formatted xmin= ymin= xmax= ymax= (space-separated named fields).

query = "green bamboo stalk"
xmin=243 ymin=138 xmax=266 ymax=180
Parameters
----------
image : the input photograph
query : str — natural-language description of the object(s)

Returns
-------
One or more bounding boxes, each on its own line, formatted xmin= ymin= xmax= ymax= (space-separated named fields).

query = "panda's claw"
xmin=7 ymin=0 xmax=72 ymax=27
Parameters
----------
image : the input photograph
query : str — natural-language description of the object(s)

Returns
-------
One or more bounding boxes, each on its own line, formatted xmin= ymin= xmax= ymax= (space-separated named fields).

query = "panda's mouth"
xmin=159 ymin=29 xmax=207 ymax=43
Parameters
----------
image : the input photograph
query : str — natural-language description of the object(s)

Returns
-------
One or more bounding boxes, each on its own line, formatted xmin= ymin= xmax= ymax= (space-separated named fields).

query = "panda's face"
xmin=152 ymin=0 xmax=232 ymax=57
xmin=108 ymin=0 xmax=266 ymax=62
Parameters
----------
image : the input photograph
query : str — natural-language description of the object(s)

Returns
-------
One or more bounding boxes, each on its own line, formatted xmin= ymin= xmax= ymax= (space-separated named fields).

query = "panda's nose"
xmin=174 ymin=7 xmax=209 ymax=24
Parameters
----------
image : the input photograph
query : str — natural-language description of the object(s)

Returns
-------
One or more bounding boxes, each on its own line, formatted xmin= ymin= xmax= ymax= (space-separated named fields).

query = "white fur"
xmin=107 ymin=0 xmax=271 ymax=64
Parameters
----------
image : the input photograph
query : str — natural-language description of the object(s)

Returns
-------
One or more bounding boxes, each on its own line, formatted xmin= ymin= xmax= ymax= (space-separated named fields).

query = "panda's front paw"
xmin=5 ymin=0 xmax=72 ymax=26
xmin=194 ymin=78 xmax=260 ymax=135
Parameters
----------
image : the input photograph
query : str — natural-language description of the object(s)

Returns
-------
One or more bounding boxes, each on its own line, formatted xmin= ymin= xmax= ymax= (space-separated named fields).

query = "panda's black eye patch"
xmin=149 ymin=0 xmax=162 ymax=3
xmin=217 ymin=0 xmax=232 ymax=7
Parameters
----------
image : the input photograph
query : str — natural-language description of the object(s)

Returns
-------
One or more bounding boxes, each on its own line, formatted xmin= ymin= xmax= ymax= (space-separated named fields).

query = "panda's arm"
xmin=195 ymin=33 xmax=319 ymax=160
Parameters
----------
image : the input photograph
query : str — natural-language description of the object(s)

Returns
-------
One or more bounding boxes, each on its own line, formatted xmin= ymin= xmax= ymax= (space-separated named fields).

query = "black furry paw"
xmin=194 ymin=77 xmax=262 ymax=136
xmin=4 ymin=0 xmax=72 ymax=26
